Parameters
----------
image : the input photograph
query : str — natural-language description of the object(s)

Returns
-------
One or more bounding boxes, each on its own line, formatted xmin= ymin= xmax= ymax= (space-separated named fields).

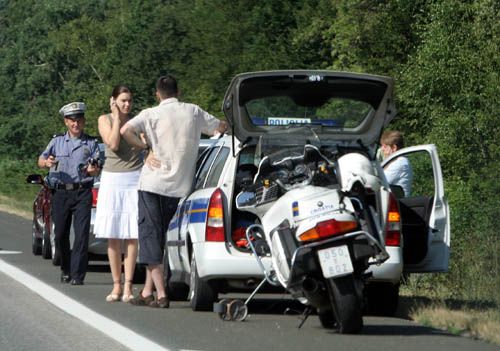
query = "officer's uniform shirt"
xmin=40 ymin=132 xmax=100 ymax=186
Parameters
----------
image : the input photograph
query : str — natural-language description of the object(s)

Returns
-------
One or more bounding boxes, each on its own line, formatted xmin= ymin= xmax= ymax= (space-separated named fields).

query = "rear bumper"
xmin=193 ymin=242 xmax=271 ymax=279
xmin=367 ymin=246 xmax=403 ymax=284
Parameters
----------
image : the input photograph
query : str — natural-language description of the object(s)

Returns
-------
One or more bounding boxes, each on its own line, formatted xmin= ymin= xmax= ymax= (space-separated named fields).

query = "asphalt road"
xmin=0 ymin=211 xmax=498 ymax=351
xmin=0 ymin=271 xmax=129 ymax=351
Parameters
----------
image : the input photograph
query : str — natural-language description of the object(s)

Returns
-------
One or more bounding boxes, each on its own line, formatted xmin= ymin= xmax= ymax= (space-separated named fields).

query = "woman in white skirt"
xmin=94 ymin=85 xmax=144 ymax=302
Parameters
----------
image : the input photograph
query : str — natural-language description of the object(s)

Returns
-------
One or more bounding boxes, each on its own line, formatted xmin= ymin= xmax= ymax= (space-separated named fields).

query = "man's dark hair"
xmin=156 ymin=75 xmax=178 ymax=99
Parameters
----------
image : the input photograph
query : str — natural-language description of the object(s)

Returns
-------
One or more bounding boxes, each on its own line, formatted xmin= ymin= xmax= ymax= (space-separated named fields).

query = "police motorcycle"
xmin=234 ymin=136 xmax=389 ymax=333
xmin=215 ymin=70 xmax=398 ymax=333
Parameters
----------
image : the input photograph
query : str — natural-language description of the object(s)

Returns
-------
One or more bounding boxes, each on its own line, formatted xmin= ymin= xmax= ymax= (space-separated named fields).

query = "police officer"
xmin=38 ymin=102 xmax=101 ymax=285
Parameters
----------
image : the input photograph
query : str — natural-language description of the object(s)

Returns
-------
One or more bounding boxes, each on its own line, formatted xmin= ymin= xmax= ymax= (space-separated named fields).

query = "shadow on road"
xmin=362 ymin=323 xmax=451 ymax=336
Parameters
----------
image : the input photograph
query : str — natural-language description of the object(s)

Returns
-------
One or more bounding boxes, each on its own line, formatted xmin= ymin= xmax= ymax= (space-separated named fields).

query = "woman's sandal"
xmin=106 ymin=280 xmax=122 ymax=302
xmin=122 ymin=279 xmax=134 ymax=303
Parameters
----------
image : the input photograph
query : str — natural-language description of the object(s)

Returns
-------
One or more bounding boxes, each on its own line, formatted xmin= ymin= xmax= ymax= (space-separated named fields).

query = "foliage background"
xmin=0 ymin=0 xmax=498 ymax=304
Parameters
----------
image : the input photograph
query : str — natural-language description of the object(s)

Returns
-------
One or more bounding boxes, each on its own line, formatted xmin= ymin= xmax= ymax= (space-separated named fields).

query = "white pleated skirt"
xmin=94 ymin=169 xmax=140 ymax=239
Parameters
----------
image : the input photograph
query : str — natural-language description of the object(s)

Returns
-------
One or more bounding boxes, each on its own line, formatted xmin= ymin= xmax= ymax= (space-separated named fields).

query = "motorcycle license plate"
xmin=317 ymin=245 xmax=354 ymax=278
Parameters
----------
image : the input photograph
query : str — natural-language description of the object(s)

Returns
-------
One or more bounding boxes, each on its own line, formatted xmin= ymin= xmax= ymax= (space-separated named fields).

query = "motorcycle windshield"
xmin=254 ymin=127 xmax=323 ymax=166
xmin=222 ymin=70 xmax=396 ymax=147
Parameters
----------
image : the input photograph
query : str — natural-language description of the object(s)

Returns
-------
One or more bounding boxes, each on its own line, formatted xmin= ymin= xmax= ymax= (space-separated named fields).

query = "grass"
xmin=0 ymin=194 xmax=34 ymax=219
xmin=411 ymin=305 xmax=500 ymax=344
xmin=400 ymin=285 xmax=500 ymax=345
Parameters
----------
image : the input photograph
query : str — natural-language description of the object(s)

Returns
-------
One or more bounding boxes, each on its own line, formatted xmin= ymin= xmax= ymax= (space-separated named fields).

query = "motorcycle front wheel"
xmin=326 ymin=275 xmax=363 ymax=334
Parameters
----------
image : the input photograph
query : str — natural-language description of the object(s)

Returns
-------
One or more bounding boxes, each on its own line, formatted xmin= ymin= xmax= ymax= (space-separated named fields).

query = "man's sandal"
xmin=149 ymin=296 xmax=170 ymax=308
xmin=129 ymin=290 xmax=154 ymax=306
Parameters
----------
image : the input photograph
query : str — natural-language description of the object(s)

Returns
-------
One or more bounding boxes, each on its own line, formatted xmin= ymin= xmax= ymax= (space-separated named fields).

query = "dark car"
xmin=26 ymin=174 xmax=101 ymax=265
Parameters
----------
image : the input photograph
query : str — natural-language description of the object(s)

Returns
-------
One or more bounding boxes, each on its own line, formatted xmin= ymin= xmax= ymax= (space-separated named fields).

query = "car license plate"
xmin=317 ymin=245 xmax=353 ymax=278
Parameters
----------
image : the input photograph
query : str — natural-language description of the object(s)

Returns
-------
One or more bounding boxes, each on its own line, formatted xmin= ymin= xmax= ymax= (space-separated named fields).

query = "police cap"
xmin=59 ymin=102 xmax=86 ymax=119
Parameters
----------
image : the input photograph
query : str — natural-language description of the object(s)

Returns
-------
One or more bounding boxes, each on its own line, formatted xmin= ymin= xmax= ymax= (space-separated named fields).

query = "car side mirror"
xmin=236 ymin=191 xmax=257 ymax=209
xmin=26 ymin=174 xmax=44 ymax=185
xmin=390 ymin=184 xmax=404 ymax=198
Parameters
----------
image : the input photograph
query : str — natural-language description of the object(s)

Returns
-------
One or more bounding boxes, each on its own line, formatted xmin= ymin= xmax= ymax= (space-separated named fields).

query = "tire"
xmin=52 ymin=249 xmax=61 ymax=266
xmin=163 ymin=252 xmax=189 ymax=301
xmin=326 ymin=275 xmax=363 ymax=334
xmin=31 ymin=221 xmax=42 ymax=256
xmin=41 ymin=226 xmax=52 ymax=259
xmin=364 ymin=283 xmax=399 ymax=316
xmin=50 ymin=222 xmax=61 ymax=266
xmin=318 ymin=310 xmax=336 ymax=329
xmin=189 ymin=254 xmax=217 ymax=311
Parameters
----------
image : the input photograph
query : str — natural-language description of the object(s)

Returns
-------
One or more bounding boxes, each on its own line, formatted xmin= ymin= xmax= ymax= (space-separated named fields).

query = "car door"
xmin=382 ymin=144 xmax=450 ymax=272
xmin=166 ymin=144 xmax=221 ymax=277
xmin=177 ymin=145 xmax=232 ymax=272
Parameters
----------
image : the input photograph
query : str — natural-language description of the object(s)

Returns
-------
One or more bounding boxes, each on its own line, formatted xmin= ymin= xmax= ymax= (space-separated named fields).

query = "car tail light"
xmin=385 ymin=192 xmax=401 ymax=246
xmin=206 ymin=188 xmax=225 ymax=242
xmin=91 ymin=188 xmax=99 ymax=207
xmin=298 ymin=219 xmax=358 ymax=242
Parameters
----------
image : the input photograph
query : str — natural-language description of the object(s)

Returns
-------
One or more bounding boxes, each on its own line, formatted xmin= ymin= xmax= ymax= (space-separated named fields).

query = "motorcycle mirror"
xmin=26 ymin=174 xmax=43 ymax=185
xmin=235 ymin=191 xmax=257 ymax=209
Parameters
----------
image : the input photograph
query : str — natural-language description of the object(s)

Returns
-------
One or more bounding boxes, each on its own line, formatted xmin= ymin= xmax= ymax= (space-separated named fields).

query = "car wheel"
xmin=189 ymin=253 xmax=217 ymax=311
xmin=41 ymin=225 xmax=52 ymax=259
xmin=364 ymin=282 xmax=399 ymax=316
xmin=31 ymin=221 xmax=42 ymax=256
xmin=163 ymin=251 xmax=189 ymax=301
xmin=51 ymin=222 xmax=61 ymax=266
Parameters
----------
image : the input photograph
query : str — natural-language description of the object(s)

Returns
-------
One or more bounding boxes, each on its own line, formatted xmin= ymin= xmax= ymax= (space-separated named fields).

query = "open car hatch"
xmin=222 ymin=70 xmax=396 ymax=147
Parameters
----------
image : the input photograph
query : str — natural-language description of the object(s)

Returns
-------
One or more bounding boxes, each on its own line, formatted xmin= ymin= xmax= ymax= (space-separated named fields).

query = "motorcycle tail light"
xmin=385 ymin=192 xmax=401 ymax=246
xmin=91 ymin=188 xmax=99 ymax=207
xmin=206 ymin=188 xmax=225 ymax=242
xmin=298 ymin=219 xmax=358 ymax=242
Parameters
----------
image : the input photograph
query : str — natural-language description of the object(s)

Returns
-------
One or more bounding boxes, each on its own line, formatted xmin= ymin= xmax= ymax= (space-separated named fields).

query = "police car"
xmin=165 ymin=134 xmax=276 ymax=311
xmin=165 ymin=70 xmax=450 ymax=314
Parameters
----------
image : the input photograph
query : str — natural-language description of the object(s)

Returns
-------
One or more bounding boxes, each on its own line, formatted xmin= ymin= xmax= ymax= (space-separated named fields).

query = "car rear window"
xmin=245 ymin=95 xmax=372 ymax=129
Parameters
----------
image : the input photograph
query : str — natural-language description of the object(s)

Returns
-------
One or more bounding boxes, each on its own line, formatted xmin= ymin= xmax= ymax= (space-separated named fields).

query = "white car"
xmin=165 ymin=70 xmax=450 ymax=314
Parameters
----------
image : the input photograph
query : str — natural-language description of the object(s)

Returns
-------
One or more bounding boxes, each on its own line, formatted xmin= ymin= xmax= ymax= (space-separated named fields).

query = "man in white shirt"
xmin=121 ymin=75 xmax=227 ymax=308
xmin=380 ymin=130 xmax=413 ymax=197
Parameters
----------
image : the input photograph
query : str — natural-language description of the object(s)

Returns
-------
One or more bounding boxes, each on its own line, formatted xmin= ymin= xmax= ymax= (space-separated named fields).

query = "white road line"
xmin=0 ymin=250 xmax=22 ymax=254
xmin=0 ymin=258 xmax=171 ymax=351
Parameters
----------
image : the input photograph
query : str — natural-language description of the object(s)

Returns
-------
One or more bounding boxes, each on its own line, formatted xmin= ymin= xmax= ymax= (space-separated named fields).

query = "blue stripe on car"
xmin=168 ymin=198 xmax=210 ymax=231
xmin=189 ymin=198 xmax=209 ymax=223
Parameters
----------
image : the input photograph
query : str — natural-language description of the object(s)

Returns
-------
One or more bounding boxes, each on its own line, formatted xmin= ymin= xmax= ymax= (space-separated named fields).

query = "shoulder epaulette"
xmin=52 ymin=133 xmax=64 ymax=138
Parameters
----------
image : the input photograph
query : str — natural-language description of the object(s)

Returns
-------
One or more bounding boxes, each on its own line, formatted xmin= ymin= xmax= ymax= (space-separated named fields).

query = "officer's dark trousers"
xmin=51 ymin=188 xmax=92 ymax=282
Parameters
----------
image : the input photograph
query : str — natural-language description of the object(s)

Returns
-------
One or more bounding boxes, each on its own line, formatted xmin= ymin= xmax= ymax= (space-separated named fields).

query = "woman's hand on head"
xmin=109 ymin=97 xmax=120 ymax=119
